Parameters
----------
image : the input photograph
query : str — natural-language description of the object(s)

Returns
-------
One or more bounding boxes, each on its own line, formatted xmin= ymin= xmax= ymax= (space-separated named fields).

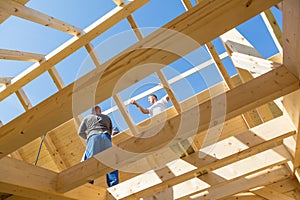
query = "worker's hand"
xmin=130 ymin=99 xmax=136 ymax=105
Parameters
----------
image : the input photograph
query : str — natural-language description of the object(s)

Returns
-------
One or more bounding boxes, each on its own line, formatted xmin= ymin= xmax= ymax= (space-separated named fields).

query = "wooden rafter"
xmin=48 ymin=67 xmax=64 ymax=90
xmin=252 ymin=187 xmax=295 ymax=200
xmin=0 ymin=49 xmax=44 ymax=62
xmin=156 ymin=70 xmax=181 ymax=113
xmin=261 ymin=9 xmax=283 ymax=53
xmin=56 ymin=65 xmax=299 ymax=192
xmin=127 ymin=15 xmax=143 ymax=40
xmin=113 ymin=94 xmax=138 ymax=136
xmin=15 ymin=88 xmax=32 ymax=111
xmin=107 ymin=116 xmax=295 ymax=199
xmin=0 ymin=0 xmax=28 ymax=24
xmin=0 ymin=0 xmax=300 ymax=199
xmin=0 ymin=157 xmax=107 ymax=200
xmin=0 ymin=0 xmax=83 ymax=36
xmin=189 ymin=165 xmax=291 ymax=200
xmin=0 ymin=1 xmax=282 ymax=152
xmin=0 ymin=0 xmax=150 ymax=102
xmin=282 ymin=0 xmax=300 ymax=180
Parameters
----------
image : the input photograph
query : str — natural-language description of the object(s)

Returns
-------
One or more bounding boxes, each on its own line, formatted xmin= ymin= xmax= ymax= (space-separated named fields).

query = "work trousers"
xmin=84 ymin=133 xmax=119 ymax=187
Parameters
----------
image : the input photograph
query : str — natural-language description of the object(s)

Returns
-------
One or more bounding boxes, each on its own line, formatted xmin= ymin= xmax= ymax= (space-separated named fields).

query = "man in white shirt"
xmin=130 ymin=94 xmax=169 ymax=117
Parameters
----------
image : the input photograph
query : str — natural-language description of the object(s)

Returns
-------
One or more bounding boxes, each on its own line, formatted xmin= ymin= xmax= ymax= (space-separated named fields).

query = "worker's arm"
xmin=130 ymin=99 xmax=149 ymax=114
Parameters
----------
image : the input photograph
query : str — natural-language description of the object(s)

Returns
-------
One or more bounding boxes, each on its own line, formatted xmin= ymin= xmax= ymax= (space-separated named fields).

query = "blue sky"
xmin=0 ymin=0 xmax=282 ymax=131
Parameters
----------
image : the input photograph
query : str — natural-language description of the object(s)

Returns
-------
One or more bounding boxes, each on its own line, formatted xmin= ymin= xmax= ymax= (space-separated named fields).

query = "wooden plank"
xmin=252 ymin=187 xmax=295 ymax=200
xmin=9 ymin=151 xmax=24 ymax=160
xmin=57 ymin=96 xmax=297 ymax=193
xmin=106 ymin=116 xmax=295 ymax=199
xmin=174 ymin=146 xmax=290 ymax=200
xmin=0 ymin=77 xmax=13 ymax=88
xmin=48 ymin=67 xmax=65 ymax=90
xmin=112 ymin=0 xmax=124 ymax=6
xmin=0 ymin=49 xmax=44 ymax=62
xmin=283 ymin=90 xmax=300 ymax=169
xmin=282 ymin=0 xmax=300 ymax=174
xmin=231 ymin=52 xmax=281 ymax=78
xmin=220 ymin=28 xmax=283 ymax=125
xmin=0 ymin=0 xmax=28 ymax=24
xmin=0 ymin=0 xmax=284 ymax=158
xmin=0 ymin=0 xmax=83 ymax=36
xmin=5 ymin=195 xmax=34 ymax=200
xmin=181 ymin=0 xmax=193 ymax=10
xmin=189 ymin=165 xmax=291 ymax=200
xmin=206 ymin=41 xmax=234 ymax=89
xmin=15 ymin=88 xmax=32 ymax=111
xmin=283 ymin=0 xmax=300 ymax=79
xmin=127 ymin=15 xmax=143 ymax=40
xmin=260 ymin=9 xmax=283 ymax=53
xmin=0 ymin=0 xmax=150 ymax=102
xmin=156 ymin=70 xmax=181 ymax=113
xmin=0 ymin=157 xmax=107 ymax=200
xmin=43 ymin=133 xmax=69 ymax=171
xmin=113 ymin=94 xmax=138 ymax=135
xmin=268 ymin=52 xmax=283 ymax=64
xmin=222 ymin=193 xmax=264 ymax=200
xmin=85 ymin=43 xmax=102 ymax=69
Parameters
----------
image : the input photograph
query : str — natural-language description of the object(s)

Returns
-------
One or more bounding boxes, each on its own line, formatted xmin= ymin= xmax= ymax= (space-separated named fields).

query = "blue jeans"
xmin=84 ymin=133 xmax=119 ymax=187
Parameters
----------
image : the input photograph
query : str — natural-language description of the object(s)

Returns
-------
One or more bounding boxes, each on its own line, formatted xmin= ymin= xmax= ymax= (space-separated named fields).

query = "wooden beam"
xmin=174 ymin=147 xmax=290 ymax=200
xmin=206 ymin=42 xmax=234 ymax=89
xmin=0 ymin=157 xmax=107 ymax=200
xmin=113 ymin=94 xmax=138 ymax=135
xmin=127 ymin=15 xmax=143 ymax=40
xmin=220 ymin=28 xmax=283 ymax=125
xmin=112 ymin=0 xmax=124 ymax=6
xmin=0 ymin=49 xmax=44 ymax=62
xmin=295 ymin=167 xmax=300 ymax=184
xmin=43 ymin=133 xmax=69 ymax=171
xmin=9 ymin=150 xmax=24 ymax=160
xmin=0 ymin=0 xmax=28 ymax=24
xmin=15 ymin=88 xmax=32 ymax=111
xmin=48 ymin=67 xmax=65 ymax=90
xmin=0 ymin=0 xmax=284 ymax=158
xmin=58 ymin=101 xmax=296 ymax=191
xmin=189 ymin=165 xmax=291 ymax=200
xmin=181 ymin=0 xmax=193 ymax=10
xmin=181 ymin=0 xmax=233 ymax=90
xmin=252 ymin=187 xmax=295 ymax=200
xmin=85 ymin=43 xmax=102 ymax=69
xmin=0 ymin=0 xmax=150 ymax=102
xmin=231 ymin=52 xmax=281 ymax=78
xmin=5 ymin=195 xmax=33 ymax=200
xmin=283 ymin=0 xmax=300 ymax=79
xmin=260 ymin=9 xmax=283 ymax=54
xmin=106 ymin=116 xmax=295 ymax=199
xmin=0 ymin=0 xmax=83 ymax=36
xmin=156 ymin=70 xmax=181 ymax=113
xmin=282 ymin=0 xmax=300 ymax=173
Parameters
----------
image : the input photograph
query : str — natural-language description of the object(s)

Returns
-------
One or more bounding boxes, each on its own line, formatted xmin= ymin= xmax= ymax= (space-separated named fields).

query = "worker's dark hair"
xmin=91 ymin=105 xmax=101 ymax=114
xmin=149 ymin=94 xmax=157 ymax=100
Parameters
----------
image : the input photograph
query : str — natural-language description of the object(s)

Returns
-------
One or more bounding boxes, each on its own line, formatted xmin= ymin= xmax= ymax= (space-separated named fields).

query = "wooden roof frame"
xmin=0 ymin=0 xmax=300 ymax=199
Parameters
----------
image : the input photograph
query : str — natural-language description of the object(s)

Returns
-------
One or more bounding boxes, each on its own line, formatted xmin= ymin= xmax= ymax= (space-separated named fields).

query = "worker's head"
xmin=148 ymin=94 xmax=158 ymax=104
xmin=91 ymin=106 xmax=102 ymax=114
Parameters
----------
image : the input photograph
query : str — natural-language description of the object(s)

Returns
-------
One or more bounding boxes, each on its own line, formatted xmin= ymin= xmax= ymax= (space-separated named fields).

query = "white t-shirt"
xmin=147 ymin=96 xmax=169 ymax=117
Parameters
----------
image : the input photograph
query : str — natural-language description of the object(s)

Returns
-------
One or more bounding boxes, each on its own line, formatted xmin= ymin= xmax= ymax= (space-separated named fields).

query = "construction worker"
xmin=130 ymin=94 xmax=169 ymax=117
xmin=78 ymin=105 xmax=119 ymax=187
